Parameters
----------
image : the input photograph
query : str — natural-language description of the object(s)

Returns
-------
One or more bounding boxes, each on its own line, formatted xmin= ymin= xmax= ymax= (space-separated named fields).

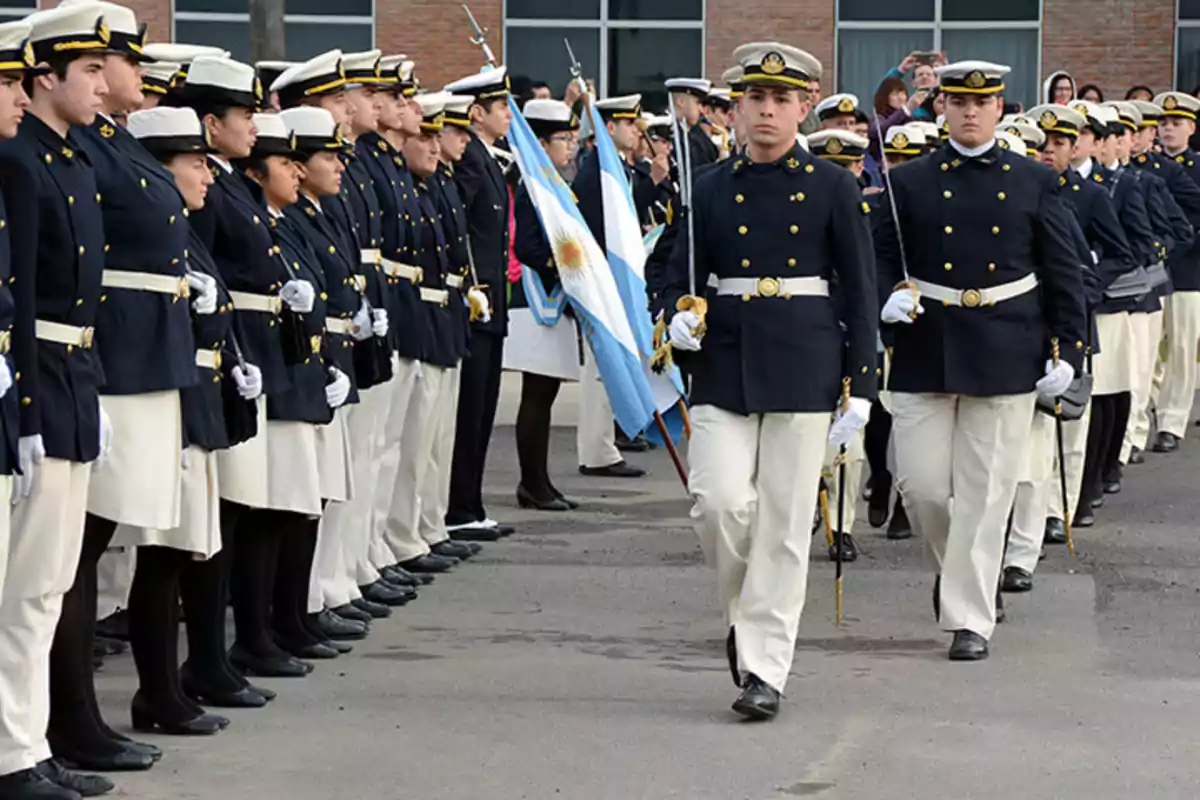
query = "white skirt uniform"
xmin=216 ymin=395 xmax=269 ymax=508
xmin=1092 ymin=312 xmax=1135 ymax=396
xmin=265 ymin=419 xmax=322 ymax=516
xmin=315 ymin=408 xmax=353 ymax=503
xmin=114 ymin=445 xmax=221 ymax=558
xmin=89 ymin=390 xmax=183 ymax=530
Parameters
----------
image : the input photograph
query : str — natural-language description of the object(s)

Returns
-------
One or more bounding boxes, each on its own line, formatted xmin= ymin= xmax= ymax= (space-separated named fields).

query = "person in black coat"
xmin=665 ymin=77 xmax=719 ymax=169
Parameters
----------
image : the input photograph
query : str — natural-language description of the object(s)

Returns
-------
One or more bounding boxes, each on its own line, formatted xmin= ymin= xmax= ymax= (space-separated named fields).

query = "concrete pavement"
xmin=99 ymin=396 xmax=1200 ymax=799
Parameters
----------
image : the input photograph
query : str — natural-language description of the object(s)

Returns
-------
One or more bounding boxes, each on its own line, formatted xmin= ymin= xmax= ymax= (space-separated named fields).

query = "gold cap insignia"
xmin=1072 ymin=103 xmax=1089 ymax=116
xmin=964 ymin=70 xmax=986 ymax=89
xmin=837 ymin=97 xmax=855 ymax=114
xmin=22 ymin=40 xmax=33 ymax=68
xmin=825 ymin=136 xmax=843 ymax=155
xmin=892 ymin=132 xmax=909 ymax=149
xmin=1005 ymin=125 xmax=1020 ymax=135
xmin=288 ymin=132 xmax=298 ymax=151
xmin=96 ymin=18 xmax=110 ymax=46
xmin=1040 ymin=110 xmax=1059 ymax=129
xmin=1165 ymin=95 xmax=1179 ymax=110
xmin=761 ymin=52 xmax=786 ymax=75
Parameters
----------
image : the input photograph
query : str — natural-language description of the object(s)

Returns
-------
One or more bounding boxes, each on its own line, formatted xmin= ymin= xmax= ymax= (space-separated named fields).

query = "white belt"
xmin=195 ymin=348 xmax=222 ymax=369
xmin=419 ymin=287 xmax=449 ymax=306
xmin=382 ymin=258 xmax=423 ymax=283
xmin=228 ymin=290 xmax=283 ymax=314
xmin=360 ymin=248 xmax=381 ymax=266
xmin=707 ymin=274 xmax=829 ymax=298
xmin=102 ymin=270 xmax=190 ymax=299
xmin=36 ymin=320 xmax=94 ymax=348
xmin=325 ymin=317 xmax=355 ymax=335
xmin=445 ymin=274 xmax=464 ymax=289
xmin=912 ymin=273 xmax=1038 ymax=308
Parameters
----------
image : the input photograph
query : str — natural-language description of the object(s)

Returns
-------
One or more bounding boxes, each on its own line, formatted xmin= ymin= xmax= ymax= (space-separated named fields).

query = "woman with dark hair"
xmin=1077 ymin=84 xmax=1104 ymax=103
xmin=1043 ymin=70 xmax=1077 ymax=104
xmin=866 ymin=76 xmax=922 ymax=162
xmin=1126 ymin=85 xmax=1154 ymax=102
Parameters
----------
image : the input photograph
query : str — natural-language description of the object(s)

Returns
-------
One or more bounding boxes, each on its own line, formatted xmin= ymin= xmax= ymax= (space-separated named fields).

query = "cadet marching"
xmin=0 ymin=2 xmax=1195 ymax=797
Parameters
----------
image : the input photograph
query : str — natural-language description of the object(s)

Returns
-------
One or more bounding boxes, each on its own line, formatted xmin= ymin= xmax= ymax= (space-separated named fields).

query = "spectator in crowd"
xmin=1044 ymin=70 xmax=1076 ymax=104
xmin=1077 ymin=83 xmax=1104 ymax=103
xmin=1126 ymin=85 xmax=1154 ymax=102
xmin=879 ymin=51 xmax=942 ymax=122
xmin=531 ymin=81 xmax=552 ymax=100
xmin=799 ymin=75 xmax=822 ymax=134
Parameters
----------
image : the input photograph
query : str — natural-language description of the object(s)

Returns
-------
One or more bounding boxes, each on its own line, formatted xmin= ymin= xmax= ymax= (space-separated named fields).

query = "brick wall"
xmin=40 ymin=0 xmax=172 ymax=45
xmin=706 ymin=0 xmax=836 ymax=85
xmin=1042 ymin=0 xmax=1175 ymax=99
xmin=376 ymin=0 xmax=503 ymax=90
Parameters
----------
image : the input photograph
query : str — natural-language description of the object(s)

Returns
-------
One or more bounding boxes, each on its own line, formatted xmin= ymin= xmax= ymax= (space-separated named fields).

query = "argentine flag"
xmin=506 ymin=96 xmax=657 ymax=438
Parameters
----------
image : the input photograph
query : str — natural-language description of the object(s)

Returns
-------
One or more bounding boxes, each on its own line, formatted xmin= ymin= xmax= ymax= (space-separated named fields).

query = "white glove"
xmin=881 ymin=288 xmax=923 ymax=324
xmin=351 ymin=301 xmax=374 ymax=342
xmin=280 ymin=279 xmax=315 ymax=313
xmin=1036 ymin=359 xmax=1076 ymax=400
xmin=0 ymin=357 xmax=12 ymax=401
xmin=467 ymin=287 xmax=492 ymax=323
xmin=669 ymin=310 xmax=703 ymax=351
xmin=97 ymin=401 xmax=113 ymax=466
xmin=325 ymin=367 xmax=351 ymax=409
xmin=371 ymin=308 xmax=389 ymax=338
xmin=828 ymin=396 xmax=872 ymax=448
xmin=12 ymin=434 xmax=44 ymax=504
xmin=231 ymin=362 xmax=263 ymax=401
xmin=187 ymin=272 xmax=218 ymax=316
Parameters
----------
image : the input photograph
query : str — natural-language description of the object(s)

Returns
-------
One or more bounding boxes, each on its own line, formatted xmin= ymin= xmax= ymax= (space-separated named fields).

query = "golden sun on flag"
xmin=552 ymin=231 xmax=586 ymax=271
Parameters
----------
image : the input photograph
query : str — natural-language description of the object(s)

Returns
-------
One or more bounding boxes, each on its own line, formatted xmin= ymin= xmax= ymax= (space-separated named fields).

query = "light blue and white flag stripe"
xmin=505 ymin=96 xmax=656 ymax=437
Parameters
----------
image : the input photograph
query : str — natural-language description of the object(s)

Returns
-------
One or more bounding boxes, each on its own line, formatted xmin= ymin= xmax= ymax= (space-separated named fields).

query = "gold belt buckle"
xmin=310 ymin=334 xmax=322 ymax=355
xmin=178 ymin=276 xmax=191 ymax=300
xmin=961 ymin=288 xmax=982 ymax=308
xmin=412 ymin=267 xmax=424 ymax=285
xmin=212 ymin=348 xmax=222 ymax=371
xmin=0 ymin=330 xmax=10 ymax=355
xmin=80 ymin=326 xmax=95 ymax=349
xmin=757 ymin=277 xmax=780 ymax=298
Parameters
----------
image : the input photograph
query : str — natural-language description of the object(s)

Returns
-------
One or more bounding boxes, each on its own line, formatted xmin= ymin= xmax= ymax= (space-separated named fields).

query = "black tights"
xmin=864 ymin=398 xmax=893 ymax=503
xmin=515 ymin=373 xmax=562 ymax=502
xmin=271 ymin=511 xmax=321 ymax=648
xmin=1082 ymin=392 xmax=1132 ymax=509
xmin=48 ymin=515 xmax=126 ymax=759
xmin=180 ymin=500 xmax=249 ymax=693
xmin=128 ymin=546 xmax=203 ymax=724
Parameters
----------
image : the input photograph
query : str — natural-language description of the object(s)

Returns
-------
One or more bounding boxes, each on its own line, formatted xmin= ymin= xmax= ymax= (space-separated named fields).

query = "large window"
xmin=504 ymin=0 xmax=704 ymax=111
xmin=836 ymin=0 xmax=1040 ymax=113
xmin=1179 ymin=1 xmax=1200 ymax=94
xmin=0 ymin=0 xmax=34 ymax=17
xmin=173 ymin=0 xmax=374 ymax=62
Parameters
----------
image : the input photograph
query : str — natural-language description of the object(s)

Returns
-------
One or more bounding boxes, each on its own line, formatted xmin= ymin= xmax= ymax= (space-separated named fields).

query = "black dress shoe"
xmin=995 ymin=585 xmax=1006 ymax=624
xmin=1091 ymin=495 xmax=1103 ymax=509
xmin=379 ymin=566 xmax=423 ymax=587
xmin=578 ymin=460 xmax=645 ymax=478
xmin=1129 ymin=447 xmax=1145 ymax=464
xmin=110 ymin=738 xmax=160 ymax=762
xmin=359 ymin=580 xmax=411 ymax=607
xmin=327 ymin=639 xmax=353 ymax=654
xmin=615 ymin=431 xmax=651 ymax=453
xmin=375 ymin=578 xmax=419 ymax=599
xmin=1074 ymin=508 xmax=1095 ymax=528
xmin=431 ymin=540 xmax=474 ymax=560
xmin=93 ymin=636 xmax=126 ymax=657
xmin=448 ymin=525 xmax=501 ymax=542
xmin=50 ymin=743 xmax=154 ymax=773
xmin=36 ymin=760 xmax=111 ymax=798
xmin=1103 ymin=480 xmax=1121 ymax=494
xmin=278 ymin=640 xmax=340 ymax=660
xmin=228 ymin=646 xmax=311 ymax=678
xmin=0 ymin=768 xmax=82 ymax=799
xmin=552 ymin=488 xmax=580 ymax=510
xmin=827 ymin=533 xmax=858 ymax=563
xmin=399 ymin=554 xmax=457 ymax=573
xmin=867 ymin=503 xmax=888 ymax=529
xmin=885 ymin=500 xmax=912 ymax=540
xmin=248 ymin=682 xmax=276 ymax=702
xmin=350 ymin=596 xmax=392 ymax=619
xmin=490 ymin=522 xmax=516 ymax=536
xmin=1044 ymin=517 xmax=1067 ymax=545
xmin=130 ymin=693 xmax=224 ymax=736
xmin=948 ymin=630 xmax=989 ymax=661
xmin=318 ymin=609 xmax=370 ymax=638
xmin=1001 ymin=566 xmax=1033 ymax=593
xmin=516 ymin=484 xmax=572 ymax=511
xmin=1153 ymin=431 xmax=1180 ymax=453
xmin=180 ymin=668 xmax=268 ymax=709
xmin=329 ymin=602 xmax=372 ymax=623
xmin=725 ymin=628 xmax=740 ymax=687
xmin=731 ymin=674 xmax=781 ymax=721
xmin=94 ymin=610 xmax=129 ymax=642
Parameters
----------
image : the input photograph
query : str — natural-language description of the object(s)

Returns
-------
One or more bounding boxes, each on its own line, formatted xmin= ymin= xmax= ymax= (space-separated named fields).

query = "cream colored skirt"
xmin=1092 ymin=312 xmax=1135 ymax=395
xmin=266 ymin=419 xmax=322 ymax=516
xmin=88 ymin=390 xmax=182 ymax=529
xmin=217 ymin=395 xmax=269 ymax=508
xmin=113 ymin=445 xmax=221 ymax=557
xmin=315 ymin=408 xmax=354 ymax=503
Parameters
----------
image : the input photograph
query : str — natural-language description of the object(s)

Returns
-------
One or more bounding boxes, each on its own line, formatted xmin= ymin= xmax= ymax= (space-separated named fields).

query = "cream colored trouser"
xmin=368 ymin=356 xmax=420 ymax=572
xmin=689 ymin=404 xmax=829 ymax=694
xmin=418 ymin=365 xmax=461 ymax=547
xmin=1156 ymin=292 xmax=1200 ymax=438
xmin=96 ymin=547 xmax=134 ymax=620
xmin=0 ymin=463 xmax=85 ymax=776
xmin=890 ymin=392 xmax=1035 ymax=640
xmin=1045 ymin=400 xmax=1091 ymax=522
xmin=383 ymin=363 xmax=447 ymax=562
xmin=577 ymin=343 xmax=621 ymax=469
xmin=1004 ymin=412 xmax=1056 ymax=574
xmin=1122 ymin=309 xmax=1159 ymax=461
xmin=821 ymin=428 xmax=865 ymax=534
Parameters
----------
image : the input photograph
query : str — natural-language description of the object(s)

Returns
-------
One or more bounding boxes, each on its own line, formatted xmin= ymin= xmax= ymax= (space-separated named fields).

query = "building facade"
xmin=15 ymin=0 xmax=1189 ymax=112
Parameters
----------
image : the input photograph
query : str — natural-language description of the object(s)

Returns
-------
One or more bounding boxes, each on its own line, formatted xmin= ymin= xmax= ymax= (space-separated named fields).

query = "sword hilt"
xmin=841 ymin=376 xmax=851 ymax=414
xmin=1051 ymin=336 xmax=1063 ymax=415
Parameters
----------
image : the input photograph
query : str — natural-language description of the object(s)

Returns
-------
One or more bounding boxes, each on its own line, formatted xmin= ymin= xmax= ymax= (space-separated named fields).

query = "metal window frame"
xmin=0 ymin=3 xmax=35 ymax=17
xmin=502 ymin=0 xmax=706 ymax=97
xmin=833 ymin=0 xmax=1042 ymax=101
xmin=172 ymin=0 xmax=376 ymax=47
